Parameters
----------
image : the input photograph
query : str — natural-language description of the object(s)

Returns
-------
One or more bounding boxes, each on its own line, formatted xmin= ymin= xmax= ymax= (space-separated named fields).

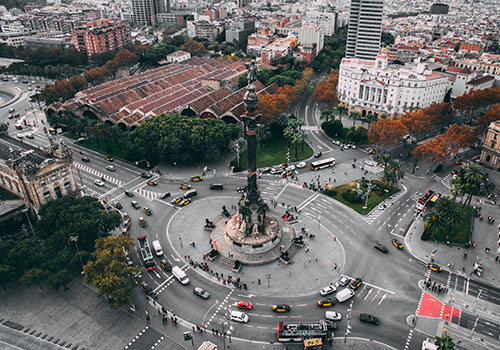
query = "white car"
xmin=106 ymin=165 xmax=116 ymax=171
xmin=325 ymin=311 xmax=342 ymax=321
xmin=286 ymin=165 xmax=296 ymax=172
xmin=364 ymin=160 xmax=375 ymax=167
xmin=296 ymin=161 xmax=306 ymax=169
xmin=230 ymin=310 xmax=249 ymax=323
xmin=338 ymin=276 xmax=350 ymax=286
xmin=95 ymin=179 xmax=105 ymax=187
xmin=16 ymin=133 xmax=23 ymax=139
xmin=319 ymin=285 xmax=337 ymax=296
xmin=25 ymin=133 xmax=34 ymax=139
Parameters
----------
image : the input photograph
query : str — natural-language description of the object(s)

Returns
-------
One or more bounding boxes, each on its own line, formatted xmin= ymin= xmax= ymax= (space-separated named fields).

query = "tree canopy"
xmin=84 ymin=235 xmax=139 ymax=309
xmin=127 ymin=114 xmax=240 ymax=164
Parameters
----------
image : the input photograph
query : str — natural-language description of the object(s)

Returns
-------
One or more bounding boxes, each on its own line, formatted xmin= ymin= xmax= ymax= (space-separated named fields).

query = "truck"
xmin=277 ymin=321 xmax=332 ymax=343
xmin=137 ymin=235 xmax=155 ymax=270
xmin=335 ymin=288 xmax=355 ymax=303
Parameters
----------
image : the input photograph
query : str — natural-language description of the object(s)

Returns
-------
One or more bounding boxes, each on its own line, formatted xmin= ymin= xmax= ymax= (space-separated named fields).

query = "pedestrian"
xmin=257 ymin=278 xmax=261 ymax=285
xmin=334 ymin=262 xmax=337 ymax=270
xmin=308 ymin=257 xmax=312 ymax=263
xmin=496 ymin=256 xmax=499 ymax=262
xmin=315 ymin=257 xmax=318 ymax=262
xmin=464 ymin=252 xmax=468 ymax=259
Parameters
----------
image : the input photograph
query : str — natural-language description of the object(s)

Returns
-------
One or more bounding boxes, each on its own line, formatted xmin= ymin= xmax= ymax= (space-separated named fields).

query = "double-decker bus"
xmin=311 ymin=158 xmax=336 ymax=171
xmin=416 ymin=189 xmax=439 ymax=211
xmin=277 ymin=321 xmax=332 ymax=343
xmin=137 ymin=235 xmax=155 ymax=270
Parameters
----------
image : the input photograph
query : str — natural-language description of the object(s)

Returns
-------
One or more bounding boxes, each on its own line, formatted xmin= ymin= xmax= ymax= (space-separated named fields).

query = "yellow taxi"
xmin=105 ymin=157 xmax=114 ymax=161
xmin=179 ymin=184 xmax=192 ymax=189
xmin=190 ymin=176 xmax=203 ymax=182
xmin=181 ymin=198 xmax=191 ymax=206
xmin=147 ymin=181 xmax=158 ymax=186
xmin=317 ymin=298 xmax=334 ymax=308
xmin=392 ymin=239 xmax=404 ymax=249
xmin=272 ymin=304 xmax=290 ymax=313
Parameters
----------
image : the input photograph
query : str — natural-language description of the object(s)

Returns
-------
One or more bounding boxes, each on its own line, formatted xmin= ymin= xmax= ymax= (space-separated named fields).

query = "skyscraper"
xmin=345 ymin=0 xmax=384 ymax=60
xmin=131 ymin=0 xmax=161 ymax=26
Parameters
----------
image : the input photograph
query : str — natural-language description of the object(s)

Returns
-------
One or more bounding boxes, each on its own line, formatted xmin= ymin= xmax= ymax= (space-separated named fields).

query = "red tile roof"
xmin=61 ymin=57 xmax=248 ymax=126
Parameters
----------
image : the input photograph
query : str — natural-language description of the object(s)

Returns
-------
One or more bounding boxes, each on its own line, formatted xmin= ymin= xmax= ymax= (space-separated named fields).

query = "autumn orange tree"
xmin=313 ymin=70 xmax=339 ymax=111
xmin=475 ymin=104 xmax=500 ymax=132
xmin=412 ymin=138 xmax=447 ymax=169
xmin=440 ymin=125 xmax=477 ymax=153
xmin=368 ymin=118 xmax=407 ymax=151
xmin=454 ymin=87 xmax=500 ymax=123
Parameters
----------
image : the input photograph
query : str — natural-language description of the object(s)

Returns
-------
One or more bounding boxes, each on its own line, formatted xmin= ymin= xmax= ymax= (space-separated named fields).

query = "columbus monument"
xmin=208 ymin=61 xmax=296 ymax=265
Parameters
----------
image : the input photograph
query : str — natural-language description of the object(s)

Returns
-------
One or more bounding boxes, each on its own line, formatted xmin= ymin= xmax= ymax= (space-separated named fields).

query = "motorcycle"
xmin=473 ymin=262 xmax=483 ymax=277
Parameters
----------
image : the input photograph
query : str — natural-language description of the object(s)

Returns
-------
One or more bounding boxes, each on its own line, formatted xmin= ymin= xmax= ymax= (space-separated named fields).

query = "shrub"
xmin=342 ymin=190 xmax=363 ymax=204
xmin=321 ymin=119 xmax=344 ymax=138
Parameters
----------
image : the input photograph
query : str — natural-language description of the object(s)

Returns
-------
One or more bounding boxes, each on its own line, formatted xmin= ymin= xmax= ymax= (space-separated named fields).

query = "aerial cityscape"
xmin=0 ymin=0 xmax=499 ymax=349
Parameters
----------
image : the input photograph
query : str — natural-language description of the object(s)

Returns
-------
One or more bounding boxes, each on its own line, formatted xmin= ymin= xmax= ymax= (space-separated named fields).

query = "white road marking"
xmin=274 ymin=183 xmax=289 ymax=201
xmin=378 ymin=293 xmax=387 ymax=305
xmin=364 ymin=288 xmax=373 ymax=300
xmin=371 ymin=289 xmax=381 ymax=301
xmin=171 ymin=254 xmax=180 ymax=262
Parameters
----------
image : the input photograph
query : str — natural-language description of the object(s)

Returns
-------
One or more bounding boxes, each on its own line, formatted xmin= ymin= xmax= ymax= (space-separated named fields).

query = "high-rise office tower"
xmin=131 ymin=0 xmax=159 ymax=26
xmin=345 ymin=0 xmax=384 ymax=60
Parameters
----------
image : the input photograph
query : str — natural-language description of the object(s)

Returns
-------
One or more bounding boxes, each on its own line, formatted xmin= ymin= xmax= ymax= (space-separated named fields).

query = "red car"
xmin=235 ymin=301 xmax=253 ymax=310
xmin=15 ymin=124 xmax=23 ymax=130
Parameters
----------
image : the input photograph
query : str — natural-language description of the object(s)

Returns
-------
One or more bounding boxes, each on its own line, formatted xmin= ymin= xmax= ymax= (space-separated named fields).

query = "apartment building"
xmin=72 ymin=19 xmax=131 ymax=57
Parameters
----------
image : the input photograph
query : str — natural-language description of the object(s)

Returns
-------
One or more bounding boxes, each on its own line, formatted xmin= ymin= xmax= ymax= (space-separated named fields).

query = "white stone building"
xmin=166 ymin=50 xmax=191 ymax=63
xmin=337 ymin=55 xmax=448 ymax=117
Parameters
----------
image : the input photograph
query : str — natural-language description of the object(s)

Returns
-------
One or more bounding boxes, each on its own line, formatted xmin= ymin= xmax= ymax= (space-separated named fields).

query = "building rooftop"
xmin=0 ymin=133 xmax=50 ymax=166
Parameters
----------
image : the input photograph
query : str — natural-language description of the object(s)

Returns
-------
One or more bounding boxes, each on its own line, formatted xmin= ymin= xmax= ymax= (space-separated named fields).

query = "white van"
xmin=230 ymin=310 xmax=249 ymax=323
xmin=335 ymin=288 xmax=355 ymax=303
xmin=172 ymin=266 xmax=190 ymax=285
xmin=152 ymin=240 xmax=163 ymax=256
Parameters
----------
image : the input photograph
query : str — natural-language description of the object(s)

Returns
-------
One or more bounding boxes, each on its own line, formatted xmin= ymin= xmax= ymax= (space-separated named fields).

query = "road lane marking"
xmin=364 ymin=288 xmax=373 ymax=300
xmin=371 ymin=289 xmax=381 ymax=301
xmin=273 ymin=183 xmax=289 ymax=201
xmin=295 ymin=304 xmax=307 ymax=307
xmin=170 ymin=254 xmax=180 ymax=262
xmin=378 ymin=293 xmax=387 ymax=305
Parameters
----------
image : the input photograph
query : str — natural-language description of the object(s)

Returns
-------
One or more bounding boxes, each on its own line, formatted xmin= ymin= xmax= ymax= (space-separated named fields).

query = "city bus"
xmin=416 ymin=189 xmax=439 ymax=211
xmin=311 ymin=158 xmax=336 ymax=171
xmin=277 ymin=321 xmax=331 ymax=343
xmin=137 ymin=235 xmax=155 ymax=270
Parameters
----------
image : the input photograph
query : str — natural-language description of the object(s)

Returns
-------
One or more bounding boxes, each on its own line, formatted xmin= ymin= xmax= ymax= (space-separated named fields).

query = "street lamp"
xmin=70 ymin=236 xmax=85 ymax=274
xmin=363 ymin=177 xmax=373 ymax=210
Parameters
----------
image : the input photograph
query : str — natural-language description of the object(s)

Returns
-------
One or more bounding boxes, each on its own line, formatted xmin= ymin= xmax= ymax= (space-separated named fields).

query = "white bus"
xmin=311 ymin=158 xmax=336 ymax=171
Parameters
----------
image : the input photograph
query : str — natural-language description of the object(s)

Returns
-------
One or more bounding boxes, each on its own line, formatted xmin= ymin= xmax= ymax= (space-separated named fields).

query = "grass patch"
xmin=323 ymin=179 xmax=400 ymax=215
xmin=421 ymin=205 xmax=474 ymax=245
xmin=235 ymin=136 xmax=313 ymax=169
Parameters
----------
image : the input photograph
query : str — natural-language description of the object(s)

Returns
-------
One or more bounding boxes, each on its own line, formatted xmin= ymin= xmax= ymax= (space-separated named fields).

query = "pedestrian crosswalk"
xmin=431 ymin=174 xmax=442 ymax=182
xmin=73 ymin=161 xmax=123 ymax=186
xmin=135 ymin=187 xmax=161 ymax=201
xmin=441 ymin=174 xmax=453 ymax=189
xmin=363 ymin=185 xmax=408 ymax=224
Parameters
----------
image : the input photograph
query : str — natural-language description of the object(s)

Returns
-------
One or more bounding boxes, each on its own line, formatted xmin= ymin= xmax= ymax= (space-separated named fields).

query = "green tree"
xmin=462 ymin=165 xmax=485 ymax=206
xmin=269 ymin=75 xmax=296 ymax=87
xmin=84 ymin=236 xmax=140 ymax=309
xmin=257 ymin=124 xmax=271 ymax=149
xmin=48 ymin=269 xmax=71 ymax=291
xmin=321 ymin=110 xmax=333 ymax=123
xmin=0 ymin=265 xmax=16 ymax=291
xmin=20 ymin=268 xmax=48 ymax=290
xmin=434 ymin=335 xmax=455 ymax=350
xmin=424 ymin=211 xmax=447 ymax=240
xmin=349 ymin=111 xmax=362 ymax=127
xmin=435 ymin=197 xmax=462 ymax=235
xmin=38 ymin=196 xmax=121 ymax=254
xmin=283 ymin=118 xmax=305 ymax=159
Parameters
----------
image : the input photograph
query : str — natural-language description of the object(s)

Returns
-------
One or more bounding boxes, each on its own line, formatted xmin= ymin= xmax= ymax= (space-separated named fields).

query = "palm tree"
xmin=364 ymin=112 xmax=378 ymax=128
xmin=387 ymin=159 xmax=405 ymax=185
xmin=378 ymin=154 xmax=392 ymax=171
xmin=463 ymin=164 xmax=485 ymax=206
xmin=256 ymin=124 xmax=271 ymax=149
xmin=276 ymin=113 xmax=290 ymax=130
xmin=320 ymin=110 xmax=333 ymax=123
xmin=436 ymin=197 xmax=463 ymax=234
xmin=350 ymin=111 xmax=362 ymax=127
xmin=450 ymin=176 xmax=465 ymax=202
xmin=424 ymin=210 xmax=447 ymax=240
xmin=283 ymin=118 xmax=305 ymax=159
xmin=434 ymin=335 xmax=456 ymax=350
xmin=337 ymin=104 xmax=348 ymax=119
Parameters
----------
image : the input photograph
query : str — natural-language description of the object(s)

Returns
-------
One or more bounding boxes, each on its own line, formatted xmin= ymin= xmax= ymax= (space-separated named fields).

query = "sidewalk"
xmin=405 ymin=200 xmax=500 ymax=286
